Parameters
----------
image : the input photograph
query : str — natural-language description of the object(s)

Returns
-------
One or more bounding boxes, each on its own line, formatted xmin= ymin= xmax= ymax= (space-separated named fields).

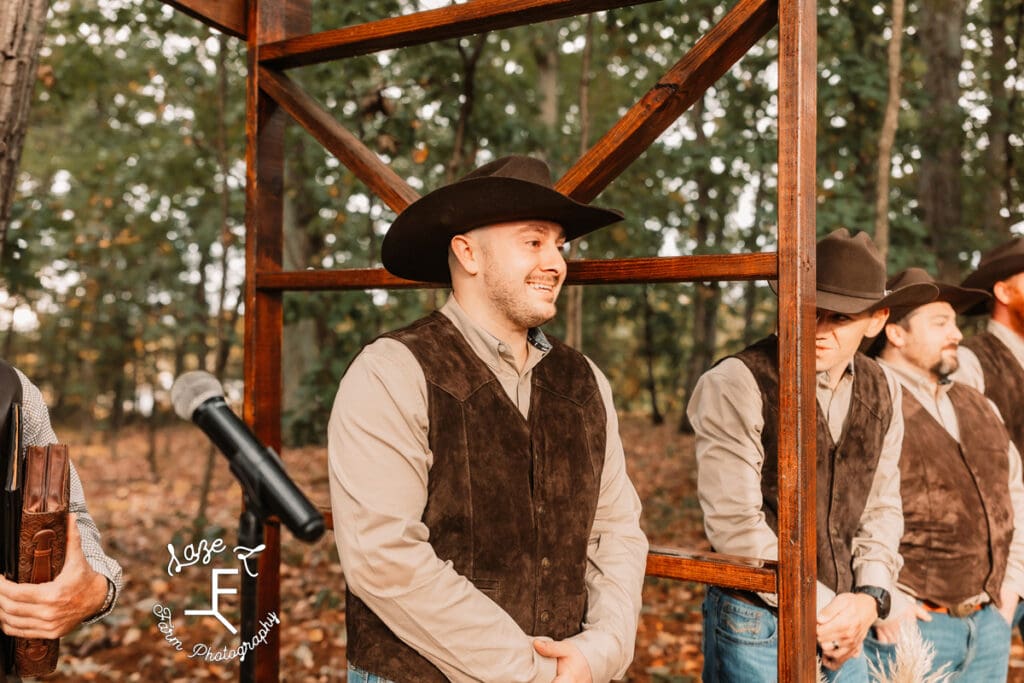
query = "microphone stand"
xmin=238 ymin=495 xmax=263 ymax=683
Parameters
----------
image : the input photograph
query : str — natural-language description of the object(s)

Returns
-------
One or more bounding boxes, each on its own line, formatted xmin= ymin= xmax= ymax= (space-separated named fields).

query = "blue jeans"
xmin=864 ymin=603 xmax=1010 ymax=681
xmin=702 ymin=586 xmax=868 ymax=682
xmin=347 ymin=664 xmax=396 ymax=683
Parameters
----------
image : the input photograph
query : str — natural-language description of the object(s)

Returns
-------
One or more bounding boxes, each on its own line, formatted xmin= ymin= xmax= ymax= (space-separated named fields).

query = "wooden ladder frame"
xmin=160 ymin=0 xmax=819 ymax=680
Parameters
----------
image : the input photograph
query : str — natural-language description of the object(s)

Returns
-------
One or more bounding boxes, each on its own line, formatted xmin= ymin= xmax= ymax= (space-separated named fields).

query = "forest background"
xmin=0 ymin=0 xmax=1022 ymax=680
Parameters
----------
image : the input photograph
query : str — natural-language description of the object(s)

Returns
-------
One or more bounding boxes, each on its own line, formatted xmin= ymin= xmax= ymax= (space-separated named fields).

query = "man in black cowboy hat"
xmin=687 ymin=229 xmax=937 ymax=681
xmin=327 ymin=156 xmax=648 ymax=683
xmin=864 ymin=268 xmax=1024 ymax=680
xmin=954 ymin=237 xmax=1024 ymax=457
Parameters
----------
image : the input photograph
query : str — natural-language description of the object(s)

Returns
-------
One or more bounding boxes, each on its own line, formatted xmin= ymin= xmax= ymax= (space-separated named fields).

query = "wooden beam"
xmin=258 ymin=68 xmax=420 ymax=213
xmin=244 ymin=1 xmax=312 ymax=681
xmin=646 ymin=547 xmax=777 ymax=593
xmin=259 ymin=0 xmax=659 ymax=69
xmin=775 ymin=0 xmax=818 ymax=677
xmin=160 ymin=0 xmax=246 ymax=39
xmin=556 ymin=0 xmax=778 ymax=202
xmin=254 ymin=253 xmax=778 ymax=292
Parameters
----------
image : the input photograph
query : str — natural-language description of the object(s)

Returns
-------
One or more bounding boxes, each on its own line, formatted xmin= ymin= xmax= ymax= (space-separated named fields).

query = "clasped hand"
xmin=0 ymin=514 xmax=109 ymax=639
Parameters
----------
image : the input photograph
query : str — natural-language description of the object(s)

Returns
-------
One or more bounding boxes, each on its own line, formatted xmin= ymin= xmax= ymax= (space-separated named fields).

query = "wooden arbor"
xmin=163 ymin=0 xmax=819 ymax=680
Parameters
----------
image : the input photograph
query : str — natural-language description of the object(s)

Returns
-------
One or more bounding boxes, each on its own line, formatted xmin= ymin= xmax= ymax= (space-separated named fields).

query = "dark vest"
xmin=345 ymin=313 xmax=606 ymax=682
xmin=962 ymin=332 xmax=1024 ymax=457
xmin=897 ymin=385 xmax=1013 ymax=607
xmin=733 ymin=336 xmax=892 ymax=594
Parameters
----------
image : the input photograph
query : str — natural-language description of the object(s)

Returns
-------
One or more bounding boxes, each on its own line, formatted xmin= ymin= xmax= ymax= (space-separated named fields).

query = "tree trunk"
xmin=195 ymin=35 xmax=243 ymax=534
xmin=0 ymin=0 xmax=49 ymax=257
xmin=982 ymin=0 xmax=1010 ymax=237
xmin=563 ymin=14 xmax=595 ymax=351
xmin=641 ymin=284 xmax=664 ymax=425
xmin=1004 ymin=1 xmax=1024 ymax=230
xmin=678 ymin=95 xmax=722 ymax=433
xmin=873 ymin=0 xmax=906 ymax=261
xmin=446 ymin=34 xmax=486 ymax=183
xmin=918 ymin=0 xmax=967 ymax=280
xmin=743 ymin=170 xmax=769 ymax=345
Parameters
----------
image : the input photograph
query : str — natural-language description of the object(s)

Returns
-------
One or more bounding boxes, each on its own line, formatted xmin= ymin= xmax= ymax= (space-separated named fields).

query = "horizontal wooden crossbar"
xmin=254 ymin=253 xmax=777 ymax=291
xmin=259 ymin=0 xmax=660 ymax=69
xmin=646 ymin=545 xmax=777 ymax=592
xmin=160 ymin=0 xmax=246 ymax=39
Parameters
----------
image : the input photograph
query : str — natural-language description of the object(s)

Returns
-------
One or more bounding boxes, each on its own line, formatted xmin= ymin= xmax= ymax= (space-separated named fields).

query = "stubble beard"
xmin=484 ymin=271 xmax=559 ymax=331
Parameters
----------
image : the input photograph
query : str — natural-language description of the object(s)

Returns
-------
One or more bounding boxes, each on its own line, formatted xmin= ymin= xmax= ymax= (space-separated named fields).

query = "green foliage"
xmin=6 ymin=0 xmax=1021 ymax=441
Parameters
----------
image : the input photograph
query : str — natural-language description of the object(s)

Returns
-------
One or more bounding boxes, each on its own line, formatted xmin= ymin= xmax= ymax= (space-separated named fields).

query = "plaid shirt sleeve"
xmin=15 ymin=368 xmax=124 ymax=622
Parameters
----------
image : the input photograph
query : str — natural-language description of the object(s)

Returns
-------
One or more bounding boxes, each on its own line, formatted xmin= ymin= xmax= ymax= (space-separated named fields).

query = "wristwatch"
xmin=853 ymin=585 xmax=891 ymax=620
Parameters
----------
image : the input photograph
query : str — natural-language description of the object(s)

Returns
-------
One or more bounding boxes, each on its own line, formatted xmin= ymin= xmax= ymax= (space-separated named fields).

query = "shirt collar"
xmin=439 ymin=295 xmax=551 ymax=373
xmin=816 ymin=358 xmax=855 ymax=390
xmin=877 ymin=358 xmax=952 ymax=396
xmin=988 ymin=319 xmax=1024 ymax=364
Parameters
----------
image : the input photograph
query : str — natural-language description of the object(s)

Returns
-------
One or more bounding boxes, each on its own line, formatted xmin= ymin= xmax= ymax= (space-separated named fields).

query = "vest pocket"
xmin=471 ymin=577 xmax=501 ymax=598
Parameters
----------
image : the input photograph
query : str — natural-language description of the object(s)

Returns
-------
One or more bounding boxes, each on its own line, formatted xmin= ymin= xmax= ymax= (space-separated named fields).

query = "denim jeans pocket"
xmin=715 ymin=595 xmax=778 ymax=646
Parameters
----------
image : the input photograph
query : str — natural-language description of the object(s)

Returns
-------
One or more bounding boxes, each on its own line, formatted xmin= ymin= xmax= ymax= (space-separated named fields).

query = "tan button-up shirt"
xmin=328 ymin=296 xmax=648 ymax=683
xmin=955 ymin=319 xmax=1024 ymax=391
xmin=686 ymin=355 xmax=904 ymax=610
xmin=878 ymin=360 xmax=1024 ymax=616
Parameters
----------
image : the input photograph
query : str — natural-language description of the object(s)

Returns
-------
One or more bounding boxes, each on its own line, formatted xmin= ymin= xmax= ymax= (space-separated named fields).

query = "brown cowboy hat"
xmin=774 ymin=229 xmax=937 ymax=314
xmin=959 ymin=237 xmax=1024 ymax=315
xmin=884 ymin=267 xmax=990 ymax=323
xmin=380 ymin=155 xmax=624 ymax=282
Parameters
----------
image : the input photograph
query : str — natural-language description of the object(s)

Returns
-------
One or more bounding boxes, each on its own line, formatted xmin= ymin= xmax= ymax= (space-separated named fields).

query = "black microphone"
xmin=170 ymin=371 xmax=325 ymax=542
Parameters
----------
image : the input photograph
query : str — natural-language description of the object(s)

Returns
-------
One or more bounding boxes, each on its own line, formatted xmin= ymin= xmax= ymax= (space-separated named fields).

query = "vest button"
xmin=540 ymin=610 xmax=551 ymax=623
xmin=541 ymin=557 xmax=551 ymax=569
xmin=536 ymin=504 xmax=545 ymax=515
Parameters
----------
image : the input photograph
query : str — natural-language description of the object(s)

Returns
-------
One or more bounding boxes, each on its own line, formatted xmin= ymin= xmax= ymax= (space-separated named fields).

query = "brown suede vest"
xmin=897 ymin=385 xmax=1013 ymax=607
xmin=962 ymin=332 xmax=1024 ymax=457
xmin=734 ymin=336 xmax=892 ymax=593
xmin=345 ymin=313 xmax=606 ymax=682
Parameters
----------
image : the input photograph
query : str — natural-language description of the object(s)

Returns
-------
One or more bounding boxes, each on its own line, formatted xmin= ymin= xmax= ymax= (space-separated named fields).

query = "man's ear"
xmin=994 ymin=279 xmax=1013 ymax=305
xmin=864 ymin=307 xmax=890 ymax=338
xmin=449 ymin=233 xmax=481 ymax=276
xmin=883 ymin=321 xmax=905 ymax=350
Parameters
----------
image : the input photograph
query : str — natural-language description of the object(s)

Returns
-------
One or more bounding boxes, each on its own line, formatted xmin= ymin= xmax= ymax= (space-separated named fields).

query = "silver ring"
xmin=832 ymin=640 xmax=840 ymax=650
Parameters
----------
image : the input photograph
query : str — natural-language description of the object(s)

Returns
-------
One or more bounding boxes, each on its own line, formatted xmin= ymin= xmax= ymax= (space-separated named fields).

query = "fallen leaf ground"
xmin=36 ymin=416 xmax=1024 ymax=681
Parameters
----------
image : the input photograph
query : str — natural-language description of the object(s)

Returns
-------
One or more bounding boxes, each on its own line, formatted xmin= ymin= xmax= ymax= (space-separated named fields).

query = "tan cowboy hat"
xmin=884 ymin=267 xmax=990 ymax=323
xmin=959 ymin=237 xmax=1024 ymax=314
xmin=791 ymin=229 xmax=937 ymax=314
xmin=380 ymin=155 xmax=624 ymax=282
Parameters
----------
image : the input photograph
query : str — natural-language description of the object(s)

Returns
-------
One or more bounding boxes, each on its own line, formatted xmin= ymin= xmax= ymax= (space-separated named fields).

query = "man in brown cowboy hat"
xmin=327 ymin=155 xmax=648 ymax=683
xmin=687 ymin=229 xmax=937 ymax=681
xmin=954 ymin=237 xmax=1024 ymax=457
xmin=864 ymin=267 xmax=1024 ymax=680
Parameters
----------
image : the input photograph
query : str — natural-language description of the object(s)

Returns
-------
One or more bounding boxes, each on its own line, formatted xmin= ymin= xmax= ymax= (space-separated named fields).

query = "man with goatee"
xmin=866 ymin=267 xmax=1024 ymax=681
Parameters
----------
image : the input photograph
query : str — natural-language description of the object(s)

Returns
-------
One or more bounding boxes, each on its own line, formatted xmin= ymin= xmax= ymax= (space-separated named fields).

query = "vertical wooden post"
xmin=244 ymin=0 xmax=310 ymax=680
xmin=776 ymin=0 xmax=818 ymax=680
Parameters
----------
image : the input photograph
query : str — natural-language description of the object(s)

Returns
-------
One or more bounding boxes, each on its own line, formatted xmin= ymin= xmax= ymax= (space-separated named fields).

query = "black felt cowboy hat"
xmin=959 ymin=237 xmax=1024 ymax=315
xmin=380 ymin=155 xmax=623 ymax=282
xmin=793 ymin=229 xmax=937 ymax=314
xmin=962 ymin=237 xmax=1024 ymax=291
xmin=884 ymin=267 xmax=991 ymax=323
